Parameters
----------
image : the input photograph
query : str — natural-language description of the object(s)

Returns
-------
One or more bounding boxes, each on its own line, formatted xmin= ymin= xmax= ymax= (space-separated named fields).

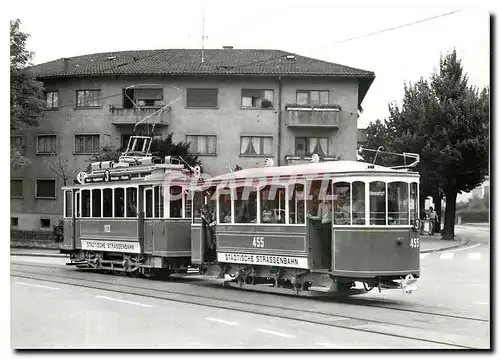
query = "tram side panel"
xmin=216 ymin=224 xmax=310 ymax=271
xmin=77 ymin=219 xmax=141 ymax=254
xmin=61 ymin=219 xmax=75 ymax=251
xmin=331 ymin=227 xmax=420 ymax=278
xmin=190 ymin=222 xmax=204 ymax=265
xmin=143 ymin=219 xmax=192 ymax=258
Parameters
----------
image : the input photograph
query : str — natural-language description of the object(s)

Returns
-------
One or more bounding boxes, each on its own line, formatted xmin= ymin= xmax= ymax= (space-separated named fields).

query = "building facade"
xmin=10 ymin=48 xmax=374 ymax=232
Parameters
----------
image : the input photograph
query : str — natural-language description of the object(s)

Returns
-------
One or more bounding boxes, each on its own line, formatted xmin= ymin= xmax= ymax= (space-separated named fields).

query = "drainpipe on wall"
xmin=277 ymin=76 xmax=283 ymax=166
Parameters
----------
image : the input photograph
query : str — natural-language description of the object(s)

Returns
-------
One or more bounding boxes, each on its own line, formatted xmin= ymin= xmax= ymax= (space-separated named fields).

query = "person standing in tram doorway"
xmin=428 ymin=207 xmax=439 ymax=235
xmin=310 ymin=196 xmax=332 ymax=268
xmin=201 ymin=204 xmax=216 ymax=262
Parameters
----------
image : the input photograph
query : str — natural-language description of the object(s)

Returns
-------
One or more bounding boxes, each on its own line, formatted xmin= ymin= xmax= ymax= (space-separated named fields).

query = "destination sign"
xmin=217 ymin=252 xmax=308 ymax=269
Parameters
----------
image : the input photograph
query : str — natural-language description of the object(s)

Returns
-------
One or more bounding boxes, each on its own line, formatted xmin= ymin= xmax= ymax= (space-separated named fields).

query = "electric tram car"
xmin=60 ymin=136 xmax=421 ymax=296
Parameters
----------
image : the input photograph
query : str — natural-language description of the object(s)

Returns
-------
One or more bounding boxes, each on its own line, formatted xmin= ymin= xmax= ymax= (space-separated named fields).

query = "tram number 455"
xmin=253 ymin=236 xmax=265 ymax=248
xmin=410 ymin=237 xmax=420 ymax=248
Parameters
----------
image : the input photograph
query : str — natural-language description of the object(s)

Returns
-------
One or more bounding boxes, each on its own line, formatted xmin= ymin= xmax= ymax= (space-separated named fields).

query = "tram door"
xmin=307 ymin=180 xmax=333 ymax=269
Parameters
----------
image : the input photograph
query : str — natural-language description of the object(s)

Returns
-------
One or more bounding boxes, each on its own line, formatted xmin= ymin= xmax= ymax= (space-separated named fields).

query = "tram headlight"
xmin=412 ymin=219 xmax=420 ymax=232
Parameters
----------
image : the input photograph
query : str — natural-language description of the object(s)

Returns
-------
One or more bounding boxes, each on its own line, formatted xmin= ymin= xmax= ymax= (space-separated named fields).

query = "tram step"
xmin=309 ymin=286 xmax=336 ymax=293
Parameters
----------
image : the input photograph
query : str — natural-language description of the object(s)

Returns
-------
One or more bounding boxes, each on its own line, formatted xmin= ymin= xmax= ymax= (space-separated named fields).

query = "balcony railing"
xmin=285 ymin=107 xmax=340 ymax=128
xmin=109 ymin=106 xmax=170 ymax=126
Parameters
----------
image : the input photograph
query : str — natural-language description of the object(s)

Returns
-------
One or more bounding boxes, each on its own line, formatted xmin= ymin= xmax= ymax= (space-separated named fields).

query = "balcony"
xmin=109 ymin=106 xmax=170 ymax=126
xmin=285 ymin=106 xmax=340 ymax=129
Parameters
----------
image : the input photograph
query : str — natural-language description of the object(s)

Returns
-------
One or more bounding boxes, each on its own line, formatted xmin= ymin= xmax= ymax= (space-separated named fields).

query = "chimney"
xmin=63 ymin=58 xmax=69 ymax=72
xmin=223 ymin=46 xmax=233 ymax=49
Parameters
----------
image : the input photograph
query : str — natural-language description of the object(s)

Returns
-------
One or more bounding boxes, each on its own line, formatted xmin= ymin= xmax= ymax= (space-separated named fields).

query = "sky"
xmin=6 ymin=0 xmax=491 ymax=129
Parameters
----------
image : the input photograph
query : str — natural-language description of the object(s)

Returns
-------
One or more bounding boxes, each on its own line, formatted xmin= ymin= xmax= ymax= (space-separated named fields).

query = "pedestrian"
xmin=428 ymin=207 xmax=439 ymax=235
xmin=201 ymin=204 xmax=216 ymax=262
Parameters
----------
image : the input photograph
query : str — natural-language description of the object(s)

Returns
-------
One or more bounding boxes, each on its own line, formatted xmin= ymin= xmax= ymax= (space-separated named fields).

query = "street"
xmin=10 ymin=224 xmax=490 ymax=349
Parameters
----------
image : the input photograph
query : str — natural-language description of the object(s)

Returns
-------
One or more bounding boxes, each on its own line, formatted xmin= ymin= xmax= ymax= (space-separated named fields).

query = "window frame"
xmin=36 ymin=134 xmax=58 ymax=155
xmin=186 ymin=88 xmax=219 ymax=109
xmin=296 ymin=90 xmax=330 ymax=105
xmin=239 ymin=136 xmax=274 ymax=157
xmin=35 ymin=178 xmax=57 ymax=200
xmin=185 ymin=134 xmax=217 ymax=156
xmin=11 ymin=179 xmax=24 ymax=199
xmin=240 ymin=89 xmax=275 ymax=109
xmin=45 ymin=91 xmax=59 ymax=110
xmin=295 ymin=137 xmax=329 ymax=156
xmin=74 ymin=133 xmax=101 ymax=155
xmin=75 ymin=89 xmax=101 ymax=108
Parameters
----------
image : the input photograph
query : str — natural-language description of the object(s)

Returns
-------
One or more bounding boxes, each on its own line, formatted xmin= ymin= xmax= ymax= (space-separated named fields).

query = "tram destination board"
xmin=217 ymin=252 xmax=309 ymax=269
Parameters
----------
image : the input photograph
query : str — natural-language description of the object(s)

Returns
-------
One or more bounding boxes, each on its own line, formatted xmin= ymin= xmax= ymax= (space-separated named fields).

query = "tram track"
xmin=11 ymin=262 xmax=489 ymax=349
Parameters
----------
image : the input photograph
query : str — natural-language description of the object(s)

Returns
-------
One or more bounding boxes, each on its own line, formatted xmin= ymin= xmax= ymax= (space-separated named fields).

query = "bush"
xmin=456 ymin=210 xmax=489 ymax=224
xmin=53 ymin=219 xmax=64 ymax=242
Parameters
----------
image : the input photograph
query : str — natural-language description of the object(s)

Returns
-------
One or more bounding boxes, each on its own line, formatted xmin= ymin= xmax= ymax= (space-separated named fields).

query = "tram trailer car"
xmin=191 ymin=160 xmax=421 ymax=295
xmin=61 ymin=158 xmax=420 ymax=296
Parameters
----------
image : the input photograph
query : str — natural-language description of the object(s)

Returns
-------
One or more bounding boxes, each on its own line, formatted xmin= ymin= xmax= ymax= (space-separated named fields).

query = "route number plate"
xmin=410 ymin=237 xmax=420 ymax=248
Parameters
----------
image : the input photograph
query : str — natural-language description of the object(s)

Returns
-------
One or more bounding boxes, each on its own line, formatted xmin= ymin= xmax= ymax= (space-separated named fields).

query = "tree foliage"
xmin=365 ymin=50 xmax=489 ymax=239
xmin=10 ymin=19 xmax=45 ymax=168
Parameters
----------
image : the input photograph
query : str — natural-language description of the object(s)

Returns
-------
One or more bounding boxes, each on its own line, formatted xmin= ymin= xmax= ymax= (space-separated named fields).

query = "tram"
xmin=61 ymin=136 xmax=421 ymax=296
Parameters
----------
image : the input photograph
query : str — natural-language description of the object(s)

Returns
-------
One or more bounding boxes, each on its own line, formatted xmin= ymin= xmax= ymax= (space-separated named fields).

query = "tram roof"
xmin=209 ymin=160 xmax=419 ymax=183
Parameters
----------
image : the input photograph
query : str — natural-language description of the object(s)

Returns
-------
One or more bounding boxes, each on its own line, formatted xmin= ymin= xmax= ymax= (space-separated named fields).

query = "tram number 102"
xmin=252 ymin=236 xmax=265 ymax=248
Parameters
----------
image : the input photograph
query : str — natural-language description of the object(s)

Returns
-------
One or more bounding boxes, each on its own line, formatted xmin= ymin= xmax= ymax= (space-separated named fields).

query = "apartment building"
xmin=10 ymin=48 xmax=375 ymax=232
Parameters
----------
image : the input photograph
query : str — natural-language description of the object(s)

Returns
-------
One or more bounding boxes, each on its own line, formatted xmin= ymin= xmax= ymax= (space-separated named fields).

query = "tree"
xmin=366 ymin=50 xmax=489 ymax=239
xmin=87 ymin=133 xmax=201 ymax=171
xmin=10 ymin=19 xmax=45 ymax=168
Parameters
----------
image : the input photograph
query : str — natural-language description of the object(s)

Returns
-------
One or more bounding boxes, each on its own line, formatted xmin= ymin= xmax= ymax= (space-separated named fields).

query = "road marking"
xmin=316 ymin=342 xmax=342 ymax=348
xmin=468 ymin=252 xmax=481 ymax=260
xmin=16 ymin=282 xmax=60 ymax=290
xmin=440 ymin=252 xmax=454 ymax=260
xmin=257 ymin=329 xmax=296 ymax=338
xmin=205 ymin=317 xmax=239 ymax=326
xmin=473 ymin=301 xmax=488 ymax=305
xmin=420 ymin=253 xmax=429 ymax=259
xmin=95 ymin=295 xmax=153 ymax=307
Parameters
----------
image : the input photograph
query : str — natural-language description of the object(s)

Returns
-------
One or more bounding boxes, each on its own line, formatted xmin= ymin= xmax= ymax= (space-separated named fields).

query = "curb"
xmin=11 ymin=253 xmax=68 ymax=258
xmin=420 ymin=236 xmax=471 ymax=253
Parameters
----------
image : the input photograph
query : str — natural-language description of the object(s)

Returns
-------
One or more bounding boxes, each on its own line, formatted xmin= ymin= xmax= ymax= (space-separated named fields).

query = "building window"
xmin=76 ymin=90 xmax=100 ymax=107
xmin=295 ymin=137 xmax=329 ymax=156
xmin=186 ymin=135 xmax=217 ymax=155
xmin=11 ymin=180 xmax=23 ymax=198
xmin=36 ymin=179 xmax=56 ymax=199
xmin=40 ymin=218 xmax=51 ymax=228
xmin=186 ymin=89 xmax=218 ymax=108
xmin=11 ymin=217 xmax=19 ymax=227
xmin=75 ymin=134 xmax=100 ymax=154
xmin=124 ymin=88 xmax=163 ymax=108
xmin=45 ymin=91 xmax=59 ymax=109
xmin=241 ymin=89 xmax=274 ymax=109
xmin=296 ymin=90 xmax=329 ymax=105
xmin=37 ymin=135 xmax=58 ymax=155
xmin=240 ymin=136 xmax=273 ymax=156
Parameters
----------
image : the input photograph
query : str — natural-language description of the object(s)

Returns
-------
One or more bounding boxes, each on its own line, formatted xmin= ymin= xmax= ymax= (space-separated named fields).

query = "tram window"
xmin=65 ymin=191 xmax=73 ymax=218
xmin=191 ymin=191 xmax=203 ymax=219
xmin=75 ymin=191 xmax=80 ymax=218
xmin=388 ymin=182 xmax=409 ymax=225
xmin=352 ymin=181 xmax=365 ymax=225
xmin=169 ymin=186 xmax=182 ymax=218
xmin=289 ymin=183 xmax=305 ymax=224
xmin=333 ymin=182 xmax=350 ymax=225
xmin=184 ymin=190 xmax=192 ymax=218
xmin=126 ymin=187 xmax=137 ymax=217
xmin=145 ymin=189 xmax=153 ymax=218
xmin=219 ymin=188 xmax=232 ymax=223
xmin=235 ymin=186 xmax=257 ymax=224
xmin=81 ymin=190 xmax=91 ymax=218
xmin=260 ymin=185 xmax=286 ymax=224
xmin=114 ymin=188 xmax=125 ymax=218
xmin=92 ymin=189 xmax=101 ymax=217
xmin=103 ymin=189 xmax=113 ymax=217
xmin=410 ymin=183 xmax=418 ymax=225
xmin=153 ymin=186 xmax=164 ymax=218
xmin=369 ymin=181 xmax=386 ymax=225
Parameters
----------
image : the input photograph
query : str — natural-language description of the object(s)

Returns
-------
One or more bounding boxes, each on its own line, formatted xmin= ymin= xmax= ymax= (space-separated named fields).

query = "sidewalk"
xmin=11 ymin=234 xmax=469 ymax=258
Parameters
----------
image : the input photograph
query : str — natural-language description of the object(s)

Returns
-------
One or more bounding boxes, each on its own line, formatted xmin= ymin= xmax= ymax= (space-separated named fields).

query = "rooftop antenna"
xmin=201 ymin=12 xmax=206 ymax=63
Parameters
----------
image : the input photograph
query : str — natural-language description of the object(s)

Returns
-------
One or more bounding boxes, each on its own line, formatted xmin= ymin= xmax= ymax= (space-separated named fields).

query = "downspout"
xmin=277 ymin=76 xmax=283 ymax=166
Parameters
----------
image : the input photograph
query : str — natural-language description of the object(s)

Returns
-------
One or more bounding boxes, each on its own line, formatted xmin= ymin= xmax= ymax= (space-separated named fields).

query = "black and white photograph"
xmin=7 ymin=0 xmax=492 ymax=351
